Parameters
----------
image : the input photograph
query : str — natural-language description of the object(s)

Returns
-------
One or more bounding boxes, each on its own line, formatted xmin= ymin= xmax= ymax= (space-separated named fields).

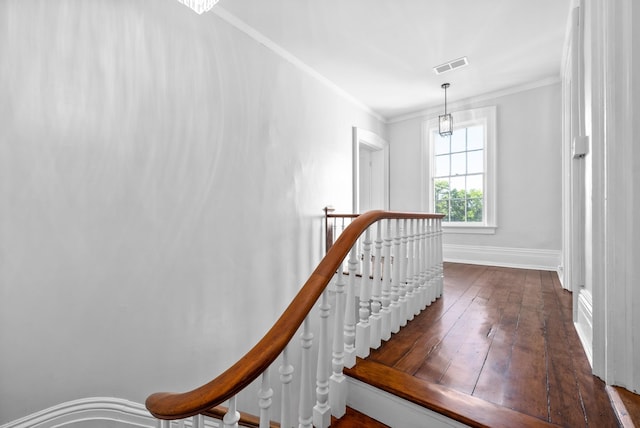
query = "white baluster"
xmin=330 ymin=267 xmax=346 ymax=417
xmin=356 ymin=234 xmax=364 ymax=276
xmin=280 ymin=346 xmax=294 ymax=428
xmin=343 ymin=246 xmax=358 ymax=368
xmin=412 ymin=219 xmax=422 ymax=312
xmin=429 ymin=218 xmax=437 ymax=303
xmin=313 ymin=291 xmax=331 ymax=428
xmin=426 ymin=218 xmax=435 ymax=304
xmin=404 ymin=219 xmax=416 ymax=322
xmin=298 ymin=318 xmax=313 ymax=428
xmin=370 ymin=221 xmax=383 ymax=349
xmin=411 ymin=219 xmax=423 ymax=315
xmin=414 ymin=219 xmax=422 ymax=313
xmin=436 ymin=218 xmax=444 ymax=297
xmin=398 ymin=219 xmax=409 ymax=327
xmin=192 ymin=414 xmax=204 ymax=428
xmin=380 ymin=220 xmax=393 ymax=341
xmin=356 ymin=227 xmax=372 ymax=358
xmin=418 ymin=218 xmax=428 ymax=310
xmin=223 ymin=396 xmax=240 ymax=428
xmin=258 ymin=369 xmax=273 ymax=428
xmin=158 ymin=420 xmax=170 ymax=428
xmin=390 ymin=219 xmax=402 ymax=333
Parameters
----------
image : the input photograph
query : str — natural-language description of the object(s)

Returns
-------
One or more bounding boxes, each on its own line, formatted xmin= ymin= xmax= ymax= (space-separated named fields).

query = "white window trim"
xmin=421 ymin=106 xmax=497 ymax=234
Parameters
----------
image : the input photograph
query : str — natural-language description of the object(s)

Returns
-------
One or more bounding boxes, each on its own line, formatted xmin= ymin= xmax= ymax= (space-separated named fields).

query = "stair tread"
xmin=331 ymin=406 xmax=389 ymax=427
xmin=345 ymin=358 xmax=560 ymax=428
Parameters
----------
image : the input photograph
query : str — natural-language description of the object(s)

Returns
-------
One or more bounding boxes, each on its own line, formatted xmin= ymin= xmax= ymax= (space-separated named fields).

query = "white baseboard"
xmin=443 ymin=244 xmax=561 ymax=271
xmin=0 ymin=397 xmax=220 ymax=428
xmin=575 ymin=289 xmax=593 ymax=367
xmin=346 ymin=378 xmax=468 ymax=428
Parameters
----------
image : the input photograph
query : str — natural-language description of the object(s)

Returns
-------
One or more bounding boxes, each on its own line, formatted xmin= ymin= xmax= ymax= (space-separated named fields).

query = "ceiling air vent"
xmin=433 ymin=56 xmax=469 ymax=75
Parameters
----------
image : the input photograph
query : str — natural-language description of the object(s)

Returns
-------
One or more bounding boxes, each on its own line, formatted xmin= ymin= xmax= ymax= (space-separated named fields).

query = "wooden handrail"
xmin=146 ymin=210 xmax=444 ymax=420
xmin=326 ymin=213 xmax=360 ymax=218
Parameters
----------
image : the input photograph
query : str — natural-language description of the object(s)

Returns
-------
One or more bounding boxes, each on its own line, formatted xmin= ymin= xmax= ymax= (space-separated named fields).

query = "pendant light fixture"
xmin=439 ymin=83 xmax=453 ymax=137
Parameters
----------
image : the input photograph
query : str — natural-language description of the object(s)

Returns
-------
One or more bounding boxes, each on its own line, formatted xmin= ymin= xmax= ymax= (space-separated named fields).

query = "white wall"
xmin=0 ymin=1 xmax=384 ymax=423
xmin=389 ymin=84 xmax=562 ymax=259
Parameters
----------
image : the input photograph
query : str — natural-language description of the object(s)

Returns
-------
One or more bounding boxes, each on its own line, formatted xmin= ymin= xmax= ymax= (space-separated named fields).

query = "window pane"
xmin=451 ymin=128 xmax=466 ymax=152
xmin=450 ymin=176 xmax=465 ymax=196
xmin=435 ymin=154 xmax=450 ymax=177
xmin=450 ymin=199 xmax=465 ymax=222
xmin=467 ymin=198 xmax=483 ymax=222
xmin=467 ymin=150 xmax=484 ymax=174
xmin=435 ymin=199 xmax=450 ymax=221
xmin=466 ymin=174 xmax=483 ymax=194
xmin=434 ymin=178 xmax=450 ymax=220
xmin=434 ymin=179 xmax=450 ymax=201
xmin=434 ymin=132 xmax=449 ymax=155
xmin=451 ymin=152 xmax=466 ymax=175
xmin=467 ymin=125 xmax=484 ymax=150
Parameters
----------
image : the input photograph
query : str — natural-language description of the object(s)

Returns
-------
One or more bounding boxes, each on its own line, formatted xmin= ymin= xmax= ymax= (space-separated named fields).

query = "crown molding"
xmin=387 ymin=76 xmax=562 ymax=124
xmin=197 ymin=6 xmax=565 ymax=128
xmin=212 ymin=6 xmax=386 ymax=123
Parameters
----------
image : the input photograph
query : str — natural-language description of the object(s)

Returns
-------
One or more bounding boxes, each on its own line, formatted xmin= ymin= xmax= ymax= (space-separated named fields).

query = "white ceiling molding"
xmin=217 ymin=1 xmax=572 ymax=119
xmin=212 ymin=6 xmax=386 ymax=123
xmin=388 ymin=76 xmax=562 ymax=124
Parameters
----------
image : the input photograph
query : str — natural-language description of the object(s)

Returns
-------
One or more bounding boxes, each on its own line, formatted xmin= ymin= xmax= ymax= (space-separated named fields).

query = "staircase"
xmin=146 ymin=210 xmax=450 ymax=427
xmin=143 ymin=210 xmax=640 ymax=427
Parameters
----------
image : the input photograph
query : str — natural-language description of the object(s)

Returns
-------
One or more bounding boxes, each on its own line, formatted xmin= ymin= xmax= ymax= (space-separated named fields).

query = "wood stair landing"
xmin=350 ymin=263 xmax=619 ymax=427
xmin=346 ymin=358 xmax=558 ymax=428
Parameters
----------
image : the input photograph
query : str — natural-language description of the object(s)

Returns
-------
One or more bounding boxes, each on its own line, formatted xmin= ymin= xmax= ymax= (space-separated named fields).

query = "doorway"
xmin=352 ymin=127 xmax=389 ymax=213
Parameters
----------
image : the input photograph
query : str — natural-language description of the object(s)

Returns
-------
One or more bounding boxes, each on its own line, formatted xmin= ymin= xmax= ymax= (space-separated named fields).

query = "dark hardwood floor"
xmin=354 ymin=263 xmax=620 ymax=427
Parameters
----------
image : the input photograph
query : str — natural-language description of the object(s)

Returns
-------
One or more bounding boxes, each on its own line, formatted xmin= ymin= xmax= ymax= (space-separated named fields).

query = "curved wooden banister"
xmin=146 ymin=210 xmax=444 ymax=420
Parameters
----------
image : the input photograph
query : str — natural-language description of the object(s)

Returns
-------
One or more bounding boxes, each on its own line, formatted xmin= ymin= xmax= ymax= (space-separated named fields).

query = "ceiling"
xmin=214 ymin=0 xmax=573 ymax=120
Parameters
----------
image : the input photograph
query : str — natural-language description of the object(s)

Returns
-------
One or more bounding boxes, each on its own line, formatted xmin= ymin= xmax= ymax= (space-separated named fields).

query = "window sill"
xmin=442 ymin=224 xmax=497 ymax=235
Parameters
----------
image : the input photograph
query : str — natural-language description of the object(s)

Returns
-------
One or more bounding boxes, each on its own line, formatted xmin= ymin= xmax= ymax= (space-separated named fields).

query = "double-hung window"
xmin=423 ymin=106 xmax=497 ymax=233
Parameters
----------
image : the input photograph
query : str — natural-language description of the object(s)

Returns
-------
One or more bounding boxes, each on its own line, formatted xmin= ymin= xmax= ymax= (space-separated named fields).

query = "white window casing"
xmin=421 ymin=106 xmax=497 ymax=234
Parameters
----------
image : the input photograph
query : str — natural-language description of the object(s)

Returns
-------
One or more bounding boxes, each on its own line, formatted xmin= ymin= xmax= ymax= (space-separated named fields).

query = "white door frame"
xmin=590 ymin=0 xmax=635 ymax=390
xmin=352 ymin=127 xmax=389 ymax=213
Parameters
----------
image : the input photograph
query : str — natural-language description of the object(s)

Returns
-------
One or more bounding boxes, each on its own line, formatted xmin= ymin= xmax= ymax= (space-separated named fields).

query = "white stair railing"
xmin=147 ymin=211 xmax=444 ymax=428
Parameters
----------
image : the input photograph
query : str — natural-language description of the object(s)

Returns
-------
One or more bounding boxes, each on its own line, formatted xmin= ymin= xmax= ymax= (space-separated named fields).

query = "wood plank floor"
xmin=360 ymin=263 xmax=619 ymax=427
